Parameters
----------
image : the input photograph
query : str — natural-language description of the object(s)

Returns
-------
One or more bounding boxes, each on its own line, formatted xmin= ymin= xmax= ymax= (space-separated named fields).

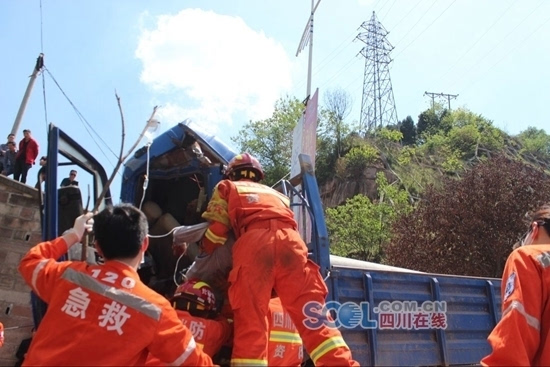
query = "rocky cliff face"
xmin=319 ymin=161 xmax=397 ymax=207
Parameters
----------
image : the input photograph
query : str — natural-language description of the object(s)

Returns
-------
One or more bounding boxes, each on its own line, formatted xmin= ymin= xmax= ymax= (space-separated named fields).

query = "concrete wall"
xmin=0 ymin=176 xmax=42 ymax=366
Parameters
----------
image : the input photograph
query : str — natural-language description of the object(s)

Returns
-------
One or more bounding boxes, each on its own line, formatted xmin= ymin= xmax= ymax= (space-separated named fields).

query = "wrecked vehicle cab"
xmin=121 ymin=119 xmax=235 ymax=297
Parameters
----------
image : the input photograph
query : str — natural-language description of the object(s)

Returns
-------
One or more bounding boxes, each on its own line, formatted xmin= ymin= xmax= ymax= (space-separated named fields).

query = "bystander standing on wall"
xmin=1 ymin=141 xmax=18 ymax=177
xmin=13 ymin=129 xmax=39 ymax=184
xmin=0 ymin=133 xmax=16 ymax=173
xmin=35 ymin=156 xmax=47 ymax=188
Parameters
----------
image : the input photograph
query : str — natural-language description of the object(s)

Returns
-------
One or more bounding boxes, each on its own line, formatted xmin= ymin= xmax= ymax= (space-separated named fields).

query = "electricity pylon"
xmin=357 ymin=11 xmax=398 ymax=133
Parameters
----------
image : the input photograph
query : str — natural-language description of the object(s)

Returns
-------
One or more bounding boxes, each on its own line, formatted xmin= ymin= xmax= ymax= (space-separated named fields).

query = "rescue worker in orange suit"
xmin=0 ymin=322 xmax=4 ymax=348
xmin=180 ymin=237 xmax=303 ymax=366
xmin=146 ymin=279 xmax=232 ymax=365
xmin=18 ymin=204 xmax=213 ymax=366
xmin=268 ymin=297 xmax=304 ymax=366
xmin=200 ymin=153 xmax=358 ymax=366
xmin=482 ymin=205 xmax=550 ymax=366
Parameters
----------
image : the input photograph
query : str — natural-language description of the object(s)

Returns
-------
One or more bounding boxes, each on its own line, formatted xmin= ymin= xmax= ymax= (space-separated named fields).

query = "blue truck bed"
xmin=329 ymin=266 xmax=501 ymax=365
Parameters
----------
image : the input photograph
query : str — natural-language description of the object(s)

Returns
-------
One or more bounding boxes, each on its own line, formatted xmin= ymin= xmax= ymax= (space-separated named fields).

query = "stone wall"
xmin=0 ymin=176 xmax=42 ymax=366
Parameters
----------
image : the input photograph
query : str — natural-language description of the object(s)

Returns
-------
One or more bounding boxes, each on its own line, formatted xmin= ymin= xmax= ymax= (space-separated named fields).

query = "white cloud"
xmin=135 ymin=9 xmax=293 ymax=135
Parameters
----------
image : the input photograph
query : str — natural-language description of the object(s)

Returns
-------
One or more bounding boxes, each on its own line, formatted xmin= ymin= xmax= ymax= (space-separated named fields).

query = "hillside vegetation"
xmin=232 ymin=93 xmax=550 ymax=278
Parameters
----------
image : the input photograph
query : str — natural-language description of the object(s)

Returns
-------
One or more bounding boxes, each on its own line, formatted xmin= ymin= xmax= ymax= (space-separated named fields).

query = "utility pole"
xmin=11 ymin=53 xmax=45 ymax=136
xmin=424 ymin=91 xmax=458 ymax=110
xmin=424 ymin=91 xmax=436 ymax=110
xmin=296 ymin=0 xmax=321 ymax=104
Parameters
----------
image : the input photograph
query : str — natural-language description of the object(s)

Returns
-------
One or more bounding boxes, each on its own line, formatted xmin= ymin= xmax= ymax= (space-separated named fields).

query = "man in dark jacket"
xmin=0 ymin=133 xmax=15 ymax=172
xmin=60 ymin=169 xmax=79 ymax=187
xmin=2 ymin=141 xmax=17 ymax=177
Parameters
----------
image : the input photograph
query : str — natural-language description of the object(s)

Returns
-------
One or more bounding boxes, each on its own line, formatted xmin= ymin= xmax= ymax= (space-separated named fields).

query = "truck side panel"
xmin=329 ymin=268 xmax=502 ymax=366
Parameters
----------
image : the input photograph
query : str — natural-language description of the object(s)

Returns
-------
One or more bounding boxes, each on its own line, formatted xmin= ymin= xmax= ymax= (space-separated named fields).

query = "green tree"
xmin=377 ymin=128 xmax=403 ymax=143
xmin=415 ymin=108 xmax=504 ymax=173
xmin=321 ymin=88 xmax=352 ymax=158
xmin=442 ymin=108 xmax=505 ymax=157
xmin=417 ymin=104 xmax=449 ymax=138
xmin=326 ymin=173 xmax=412 ymax=261
xmin=316 ymin=88 xmax=354 ymax=185
xmin=231 ymin=96 xmax=304 ymax=186
xmin=517 ymin=127 xmax=550 ymax=159
xmin=338 ymin=144 xmax=379 ymax=178
xmin=447 ymin=124 xmax=480 ymax=157
xmin=399 ymin=116 xmax=417 ymax=145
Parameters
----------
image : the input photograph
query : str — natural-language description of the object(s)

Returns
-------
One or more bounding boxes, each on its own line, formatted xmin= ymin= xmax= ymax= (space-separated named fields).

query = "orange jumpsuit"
xmin=481 ymin=245 xmax=550 ymax=366
xmin=146 ymin=310 xmax=232 ymax=365
xmin=268 ymin=297 xmax=303 ymax=366
xmin=202 ymin=179 xmax=358 ymax=366
xmin=18 ymin=237 xmax=213 ymax=366
xmin=0 ymin=322 xmax=4 ymax=347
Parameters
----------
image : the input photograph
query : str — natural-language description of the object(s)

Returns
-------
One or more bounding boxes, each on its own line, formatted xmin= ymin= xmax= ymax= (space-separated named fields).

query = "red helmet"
xmin=171 ymin=279 xmax=216 ymax=313
xmin=225 ymin=153 xmax=264 ymax=182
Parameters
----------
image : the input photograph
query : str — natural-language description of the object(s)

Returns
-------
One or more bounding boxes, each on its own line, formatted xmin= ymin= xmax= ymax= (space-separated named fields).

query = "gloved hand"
xmin=73 ymin=212 xmax=94 ymax=237
xmin=63 ymin=212 xmax=94 ymax=247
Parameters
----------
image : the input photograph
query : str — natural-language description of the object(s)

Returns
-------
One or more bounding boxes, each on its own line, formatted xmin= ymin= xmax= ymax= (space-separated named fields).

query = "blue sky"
xmin=1 ymin=0 xmax=549 ymax=203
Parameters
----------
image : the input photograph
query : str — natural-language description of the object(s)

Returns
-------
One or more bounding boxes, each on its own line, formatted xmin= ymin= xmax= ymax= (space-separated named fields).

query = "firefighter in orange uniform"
xmin=482 ymin=205 xmax=550 ymax=366
xmin=0 ymin=322 xmax=4 ymax=348
xmin=200 ymin=153 xmax=358 ymax=366
xmin=146 ymin=279 xmax=232 ymax=365
xmin=268 ymin=297 xmax=303 ymax=366
xmin=18 ymin=204 xmax=213 ymax=366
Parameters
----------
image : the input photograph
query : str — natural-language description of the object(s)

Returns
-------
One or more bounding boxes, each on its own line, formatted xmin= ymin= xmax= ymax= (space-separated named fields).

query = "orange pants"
xmin=228 ymin=220 xmax=358 ymax=366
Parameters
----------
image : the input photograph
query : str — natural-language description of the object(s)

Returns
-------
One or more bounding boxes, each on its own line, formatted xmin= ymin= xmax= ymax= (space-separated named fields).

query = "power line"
xmin=39 ymin=0 xmax=48 ymax=132
xmin=375 ymin=0 xmax=393 ymax=17
xmin=317 ymin=56 xmax=362 ymax=91
xmin=293 ymin=30 xmax=357 ymax=94
xmin=392 ymin=0 xmax=438 ymax=48
xmin=313 ymin=32 xmax=356 ymax=76
xmin=449 ymin=1 xmax=545 ymax=92
xmin=393 ymin=0 xmax=457 ymax=60
xmin=342 ymin=64 xmax=363 ymax=93
xmin=41 ymin=71 xmax=48 ymax=133
xmin=388 ymin=0 xmax=425 ymax=32
xmin=435 ymin=1 xmax=516 ymax=85
xmin=39 ymin=0 xmax=44 ymax=53
xmin=44 ymin=68 xmax=118 ymax=169
xmin=380 ymin=0 xmax=398 ymax=22
xmin=458 ymin=12 xmax=550 ymax=95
